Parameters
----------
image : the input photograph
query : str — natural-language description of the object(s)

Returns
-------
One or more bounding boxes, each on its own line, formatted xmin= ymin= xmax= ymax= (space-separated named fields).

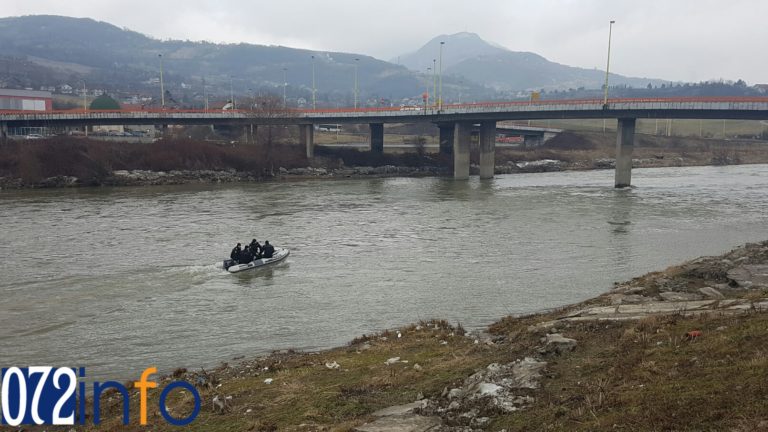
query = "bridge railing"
xmin=2 ymin=97 xmax=768 ymax=119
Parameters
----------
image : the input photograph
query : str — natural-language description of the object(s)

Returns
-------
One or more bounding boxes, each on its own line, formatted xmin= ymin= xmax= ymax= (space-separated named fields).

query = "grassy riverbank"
xmin=1 ymin=132 xmax=767 ymax=188
xmin=84 ymin=241 xmax=768 ymax=431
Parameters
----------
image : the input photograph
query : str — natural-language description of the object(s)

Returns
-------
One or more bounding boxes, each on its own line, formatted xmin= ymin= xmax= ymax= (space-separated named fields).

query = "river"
xmin=1 ymin=164 xmax=767 ymax=381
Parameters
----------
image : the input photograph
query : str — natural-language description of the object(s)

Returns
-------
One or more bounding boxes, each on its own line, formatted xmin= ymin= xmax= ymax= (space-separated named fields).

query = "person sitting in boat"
xmin=230 ymin=243 xmax=242 ymax=263
xmin=262 ymin=241 xmax=275 ymax=259
xmin=239 ymin=245 xmax=254 ymax=264
xmin=249 ymin=239 xmax=262 ymax=258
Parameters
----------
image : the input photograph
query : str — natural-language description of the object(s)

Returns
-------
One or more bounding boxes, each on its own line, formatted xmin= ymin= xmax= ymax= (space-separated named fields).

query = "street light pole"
xmin=438 ymin=41 xmax=445 ymax=110
xmin=354 ymin=58 xmax=359 ymax=109
xmin=203 ymin=76 xmax=209 ymax=111
xmin=230 ymin=75 xmax=235 ymax=110
xmin=81 ymin=81 xmax=87 ymax=112
xmin=282 ymin=67 xmax=287 ymax=108
xmin=311 ymin=55 xmax=316 ymax=109
xmin=603 ymin=20 xmax=615 ymax=106
xmin=432 ymin=59 xmax=436 ymax=109
xmin=426 ymin=67 xmax=432 ymax=106
xmin=158 ymin=54 xmax=165 ymax=108
xmin=81 ymin=81 xmax=88 ymax=137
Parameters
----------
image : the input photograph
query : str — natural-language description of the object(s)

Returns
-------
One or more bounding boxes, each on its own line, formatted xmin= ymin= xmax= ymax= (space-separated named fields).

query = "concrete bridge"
xmin=2 ymin=97 xmax=767 ymax=187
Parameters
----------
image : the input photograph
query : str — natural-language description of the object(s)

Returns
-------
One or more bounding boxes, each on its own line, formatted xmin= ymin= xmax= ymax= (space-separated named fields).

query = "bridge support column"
xmin=453 ymin=122 xmax=472 ymax=180
xmin=300 ymin=124 xmax=314 ymax=158
xmin=438 ymin=124 xmax=454 ymax=155
xmin=479 ymin=121 xmax=496 ymax=179
xmin=615 ymin=118 xmax=636 ymax=188
xmin=0 ymin=121 xmax=7 ymax=139
xmin=370 ymin=123 xmax=384 ymax=154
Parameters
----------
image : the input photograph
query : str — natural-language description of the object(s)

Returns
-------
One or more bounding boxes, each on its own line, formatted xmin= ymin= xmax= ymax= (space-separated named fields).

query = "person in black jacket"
xmin=249 ymin=239 xmax=262 ymax=258
xmin=230 ymin=243 xmax=242 ymax=262
xmin=262 ymin=241 xmax=275 ymax=258
xmin=239 ymin=245 xmax=254 ymax=264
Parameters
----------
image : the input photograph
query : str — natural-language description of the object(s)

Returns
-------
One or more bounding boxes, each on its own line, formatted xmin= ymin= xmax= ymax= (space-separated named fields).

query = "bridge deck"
xmin=1 ymin=97 xmax=768 ymax=126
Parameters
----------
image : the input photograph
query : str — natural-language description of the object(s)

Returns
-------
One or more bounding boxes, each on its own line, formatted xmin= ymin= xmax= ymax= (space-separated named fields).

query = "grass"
xmin=489 ymin=311 xmax=768 ymax=431
xmin=85 ymin=321 xmax=503 ymax=431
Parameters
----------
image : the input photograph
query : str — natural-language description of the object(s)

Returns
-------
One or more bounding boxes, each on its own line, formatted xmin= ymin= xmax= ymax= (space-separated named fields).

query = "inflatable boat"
xmin=222 ymin=248 xmax=290 ymax=273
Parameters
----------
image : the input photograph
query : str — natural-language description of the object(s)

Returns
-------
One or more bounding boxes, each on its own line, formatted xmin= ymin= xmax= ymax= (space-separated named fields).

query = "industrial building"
xmin=0 ymin=89 xmax=53 ymax=111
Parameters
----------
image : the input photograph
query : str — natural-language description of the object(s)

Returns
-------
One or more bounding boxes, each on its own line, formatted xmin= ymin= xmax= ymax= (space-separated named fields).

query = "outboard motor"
xmin=223 ymin=259 xmax=235 ymax=270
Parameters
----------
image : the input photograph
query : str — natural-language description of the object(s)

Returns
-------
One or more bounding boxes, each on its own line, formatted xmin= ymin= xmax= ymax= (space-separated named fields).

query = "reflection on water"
xmin=1 ymin=164 xmax=767 ymax=381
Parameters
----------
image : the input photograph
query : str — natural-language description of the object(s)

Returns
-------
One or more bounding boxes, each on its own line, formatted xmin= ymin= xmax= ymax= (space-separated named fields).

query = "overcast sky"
xmin=4 ymin=0 xmax=767 ymax=84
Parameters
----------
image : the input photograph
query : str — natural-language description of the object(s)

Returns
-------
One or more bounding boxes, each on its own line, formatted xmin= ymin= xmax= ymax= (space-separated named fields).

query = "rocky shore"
xmin=0 ymin=156 xmax=711 ymax=189
xmin=85 ymin=240 xmax=768 ymax=431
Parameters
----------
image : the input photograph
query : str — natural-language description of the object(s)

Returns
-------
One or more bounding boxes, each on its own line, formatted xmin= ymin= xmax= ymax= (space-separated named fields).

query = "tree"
xmin=89 ymin=94 xmax=120 ymax=110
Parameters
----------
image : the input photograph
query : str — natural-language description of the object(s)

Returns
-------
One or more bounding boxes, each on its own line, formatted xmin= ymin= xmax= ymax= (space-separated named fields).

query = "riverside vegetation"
xmin=2 ymin=131 xmax=768 ymax=189
xmin=76 ymin=240 xmax=768 ymax=431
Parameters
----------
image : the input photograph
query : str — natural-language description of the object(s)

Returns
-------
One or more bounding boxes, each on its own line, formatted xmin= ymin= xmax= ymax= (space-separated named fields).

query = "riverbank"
xmin=1 ymin=132 xmax=768 ymax=189
xmin=86 ymin=240 xmax=768 ymax=431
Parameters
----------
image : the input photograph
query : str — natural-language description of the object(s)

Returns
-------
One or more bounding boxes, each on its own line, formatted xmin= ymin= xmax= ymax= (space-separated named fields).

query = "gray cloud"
xmin=3 ymin=0 xmax=767 ymax=83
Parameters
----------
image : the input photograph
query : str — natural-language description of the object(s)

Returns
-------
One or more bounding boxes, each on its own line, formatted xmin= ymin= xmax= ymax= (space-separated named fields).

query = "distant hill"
xmin=0 ymin=15 xmax=439 ymax=106
xmin=0 ymin=16 xmax=760 ymax=108
xmin=397 ymin=32 xmax=664 ymax=91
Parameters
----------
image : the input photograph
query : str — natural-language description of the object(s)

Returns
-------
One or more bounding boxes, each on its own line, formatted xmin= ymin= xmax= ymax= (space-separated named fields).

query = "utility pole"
xmin=158 ymin=54 xmax=165 ymax=108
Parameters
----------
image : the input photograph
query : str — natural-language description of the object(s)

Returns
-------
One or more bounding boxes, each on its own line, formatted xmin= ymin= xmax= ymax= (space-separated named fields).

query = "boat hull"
xmin=223 ymin=248 xmax=290 ymax=273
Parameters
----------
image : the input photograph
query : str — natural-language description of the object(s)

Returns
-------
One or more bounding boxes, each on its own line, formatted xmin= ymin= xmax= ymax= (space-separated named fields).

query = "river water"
xmin=1 ymin=164 xmax=767 ymax=381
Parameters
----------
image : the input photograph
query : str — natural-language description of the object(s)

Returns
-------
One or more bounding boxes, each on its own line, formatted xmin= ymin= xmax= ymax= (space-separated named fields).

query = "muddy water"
xmin=1 ymin=164 xmax=767 ymax=380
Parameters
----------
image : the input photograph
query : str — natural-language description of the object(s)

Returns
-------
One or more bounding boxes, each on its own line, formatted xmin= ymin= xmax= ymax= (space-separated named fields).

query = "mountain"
xmin=397 ymin=32 xmax=664 ymax=92
xmin=0 ymin=15 xmax=442 ymax=106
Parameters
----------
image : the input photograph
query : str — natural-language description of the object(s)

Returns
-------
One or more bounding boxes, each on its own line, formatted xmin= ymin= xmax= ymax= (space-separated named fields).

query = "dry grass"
xmin=0 ymin=137 xmax=309 ymax=183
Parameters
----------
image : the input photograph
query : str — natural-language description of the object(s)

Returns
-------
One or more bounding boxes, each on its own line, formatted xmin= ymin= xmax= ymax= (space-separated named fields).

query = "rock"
xmin=540 ymin=333 xmax=577 ymax=355
xmin=612 ymin=294 xmax=655 ymax=304
xmin=727 ymin=265 xmax=768 ymax=288
xmin=447 ymin=388 xmax=463 ymax=400
xmin=477 ymin=383 xmax=503 ymax=396
xmin=509 ymin=357 xmax=547 ymax=389
xmin=698 ymin=286 xmax=725 ymax=299
xmin=263 ymin=378 xmax=273 ymax=384
xmin=325 ymin=361 xmax=340 ymax=370
xmin=384 ymin=357 xmax=401 ymax=365
xmin=659 ymin=291 xmax=704 ymax=302
xmin=371 ymin=400 xmax=428 ymax=417
xmin=413 ymin=363 xmax=423 ymax=371
xmin=353 ymin=414 xmax=441 ymax=432
xmin=594 ymin=158 xmax=616 ymax=169
xmin=515 ymin=159 xmax=563 ymax=172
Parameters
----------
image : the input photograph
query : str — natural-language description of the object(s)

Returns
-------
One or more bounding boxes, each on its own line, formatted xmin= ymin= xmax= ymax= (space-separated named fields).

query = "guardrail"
xmin=2 ymin=97 xmax=767 ymax=121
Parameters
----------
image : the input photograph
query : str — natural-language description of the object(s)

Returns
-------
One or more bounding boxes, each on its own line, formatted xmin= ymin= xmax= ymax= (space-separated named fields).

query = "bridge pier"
xmin=453 ymin=122 xmax=472 ymax=179
xmin=438 ymin=124 xmax=454 ymax=155
xmin=0 ymin=121 xmax=7 ymax=139
xmin=370 ymin=123 xmax=384 ymax=154
xmin=479 ymin=121 xmax=496 ymax=179
xmin=615 ymin=118 xmax=636 ymax=188
xmin=300 ymin=124 xmax=314 ymax=158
